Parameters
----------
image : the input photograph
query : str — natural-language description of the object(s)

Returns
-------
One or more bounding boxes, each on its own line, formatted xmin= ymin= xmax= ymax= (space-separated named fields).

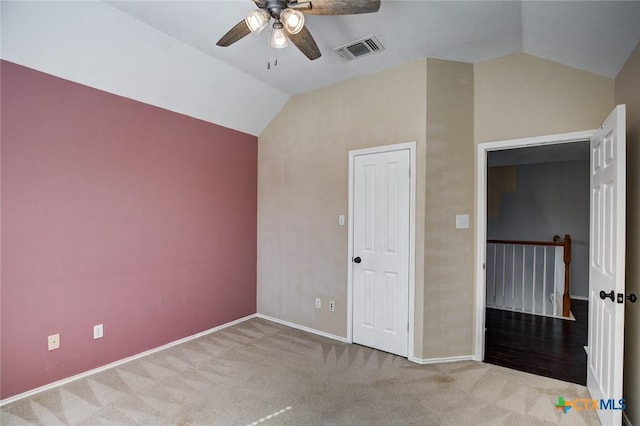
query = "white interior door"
xmin=352 ymin=148 xmax=410 ymax=357
xmin=588 ymin=104 xmax=626 ymax=426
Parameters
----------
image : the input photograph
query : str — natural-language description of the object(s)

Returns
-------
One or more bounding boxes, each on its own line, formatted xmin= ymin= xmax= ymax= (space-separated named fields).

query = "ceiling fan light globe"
xmin=270 ymin=26 xmax=289 ymax=48
xmin=245 ymin=9 xmax=270 ymax=34
xmin=281 ymin=9 xmax=304 ymax=34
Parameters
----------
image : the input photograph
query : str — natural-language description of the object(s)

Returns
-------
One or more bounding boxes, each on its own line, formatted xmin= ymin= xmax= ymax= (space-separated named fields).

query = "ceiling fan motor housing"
xmin=263 ymin=0 xmax=287 ymax=18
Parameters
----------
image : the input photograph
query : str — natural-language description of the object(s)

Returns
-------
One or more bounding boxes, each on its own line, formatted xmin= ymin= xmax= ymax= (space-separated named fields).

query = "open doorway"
xmin=473 ymin=130 xmax=595 ymax=385
xmin=475 ymin=107 xmax=627 ymax=425
xmin=482 ymin=142 xmax=590 ymax=384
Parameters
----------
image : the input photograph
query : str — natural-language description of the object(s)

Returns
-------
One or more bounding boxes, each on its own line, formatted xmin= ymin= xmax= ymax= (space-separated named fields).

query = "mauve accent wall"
xmin=0 ymin=60 xmax=257 ymax=399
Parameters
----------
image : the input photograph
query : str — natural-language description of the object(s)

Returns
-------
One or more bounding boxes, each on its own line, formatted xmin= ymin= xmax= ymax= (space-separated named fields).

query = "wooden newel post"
xmin=562 ymin=234 xmax=572 ymax=318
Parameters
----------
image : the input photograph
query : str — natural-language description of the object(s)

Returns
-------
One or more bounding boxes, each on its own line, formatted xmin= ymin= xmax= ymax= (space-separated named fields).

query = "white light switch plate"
xmin=338 ymin=215 xmax=345 ymax=226
xmin=456 ymin=214 xmax=470 ymax=229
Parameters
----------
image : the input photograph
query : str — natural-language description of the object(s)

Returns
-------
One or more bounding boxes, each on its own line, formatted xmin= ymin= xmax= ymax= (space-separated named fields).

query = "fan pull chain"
xmin=266 ymin=27 xmax=271 ymax=69
xmin=265 ymin=25 xmax=279 ymax=70
xmin=267 ymin=54 xmax=279 ymax=70
xmin=267 ymin=57 xmax=279 ymax=69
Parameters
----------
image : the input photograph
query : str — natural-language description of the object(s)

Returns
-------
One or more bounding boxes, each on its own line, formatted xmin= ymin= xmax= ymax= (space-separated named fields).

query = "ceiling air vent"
xmin=333 ymin=35 xmax=384 ymax=61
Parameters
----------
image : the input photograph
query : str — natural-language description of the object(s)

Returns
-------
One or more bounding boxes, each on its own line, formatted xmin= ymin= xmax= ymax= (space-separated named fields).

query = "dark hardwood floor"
xmin=484 ymin=299 xmax=588 ymax=385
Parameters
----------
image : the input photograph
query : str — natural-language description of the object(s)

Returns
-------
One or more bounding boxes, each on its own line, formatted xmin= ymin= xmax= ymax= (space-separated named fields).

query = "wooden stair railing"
xmin=487 ymin=234 xmax=572 ymax=318
xmin=553 ymin=234 xmax=572 ymax=317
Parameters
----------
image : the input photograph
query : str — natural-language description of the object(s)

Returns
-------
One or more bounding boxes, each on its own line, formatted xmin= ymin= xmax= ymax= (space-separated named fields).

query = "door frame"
xmin=347 ymin=142 xmax=417 ymax=360
xmin=474 ymin=130 xmax=594 ymax=360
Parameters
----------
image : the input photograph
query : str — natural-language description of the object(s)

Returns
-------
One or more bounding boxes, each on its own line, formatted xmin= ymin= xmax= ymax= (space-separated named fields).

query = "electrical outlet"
xmin=315 ymin=298 xmax=321 ymax=309
xmin=329 ymin=300 xmax=335 ymax=312
xmin=93 ymin=324 xmax=104 ymax=339
xmin=48 ymin=333 xmax=60 ymax=351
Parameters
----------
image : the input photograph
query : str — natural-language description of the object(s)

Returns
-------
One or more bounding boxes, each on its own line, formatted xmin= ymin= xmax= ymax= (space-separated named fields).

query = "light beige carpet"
xmin=1 ymin=318 xmax=599 ymax=425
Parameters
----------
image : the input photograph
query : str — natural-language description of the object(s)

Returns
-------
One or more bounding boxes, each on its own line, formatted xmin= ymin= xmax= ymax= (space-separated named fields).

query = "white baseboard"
xmin=257 ymin=315 xmax=478 ymax=366
xmin=570 ymin=295 xmax=588 ymax=301
xmin=486 ymin=306 xmax=575 ymax=321
xmin=256 ymin=313 xmax=349 ymax=343
xmin=0 ymin=313 xmax=257 ymax=407
xmin=257 ymin=315 xmax=476 ymax=365
xmin=409 ymin=355 xmax=476 ymax=365
xmin=1 ymin=314 xmax=484 ymax=407
xmin=257 ymin=316 xmax=479 ymax=368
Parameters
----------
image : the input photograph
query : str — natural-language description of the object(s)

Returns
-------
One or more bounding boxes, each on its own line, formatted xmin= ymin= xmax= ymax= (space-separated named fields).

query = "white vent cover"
xmin=333 ymin=35 xmax=384 ymax=61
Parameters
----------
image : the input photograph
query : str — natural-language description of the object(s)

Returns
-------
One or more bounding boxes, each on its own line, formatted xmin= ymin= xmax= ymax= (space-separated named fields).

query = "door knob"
xmin=627 ymin=293 xmax=638 ymax=303
xmin=600 ymin=290 xmax=615 ymax=302
xmin=353 ymin=256 xmax=362 ymax=264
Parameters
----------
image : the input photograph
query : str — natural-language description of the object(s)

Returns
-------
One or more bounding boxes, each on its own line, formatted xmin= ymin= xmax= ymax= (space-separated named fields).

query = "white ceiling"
xmin=1 ymin=0 xmax=290 ymax=136
xmin=2 ymin=1 xmax=639 ymax=136
xmin=109 ymin=0 xmax=640 ymax=95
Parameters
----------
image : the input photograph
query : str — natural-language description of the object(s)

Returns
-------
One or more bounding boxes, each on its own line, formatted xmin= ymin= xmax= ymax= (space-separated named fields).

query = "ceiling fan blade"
xmin=216 ymin=20 xmax=251 ymax=47
xmin=302 ymin=0 xmax=380 ymax=15
xmin=289 ymin=26 xmax=322 ymax=60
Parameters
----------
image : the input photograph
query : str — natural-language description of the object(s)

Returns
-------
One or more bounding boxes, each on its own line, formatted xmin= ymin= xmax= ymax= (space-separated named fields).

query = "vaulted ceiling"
xmin=2 ymin=1 xmax=640 ymax=136
xmin=109 ymin=0 xmax=640 ymax=95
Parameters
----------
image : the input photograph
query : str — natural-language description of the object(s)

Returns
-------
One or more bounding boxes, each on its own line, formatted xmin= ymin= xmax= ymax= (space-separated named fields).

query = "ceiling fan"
xmin=216 ymin=0 xmax=381 ymax=61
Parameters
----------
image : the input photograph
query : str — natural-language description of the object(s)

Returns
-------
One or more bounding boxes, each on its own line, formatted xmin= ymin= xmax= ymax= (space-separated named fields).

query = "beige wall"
xmin=615 ymin=41 xmax=640 ymax=425
xmin=475 ymin=53 xmax=615 ymax=143
xmin=258 ymin=60 xmax=428 ymax=355
xmin=258 ymin=58 xmax=476 ymax=360
xmin=423 ymin=59 xmax=475 ymax=358
xmin=259 ymin=52 xmax=618 ymax=363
